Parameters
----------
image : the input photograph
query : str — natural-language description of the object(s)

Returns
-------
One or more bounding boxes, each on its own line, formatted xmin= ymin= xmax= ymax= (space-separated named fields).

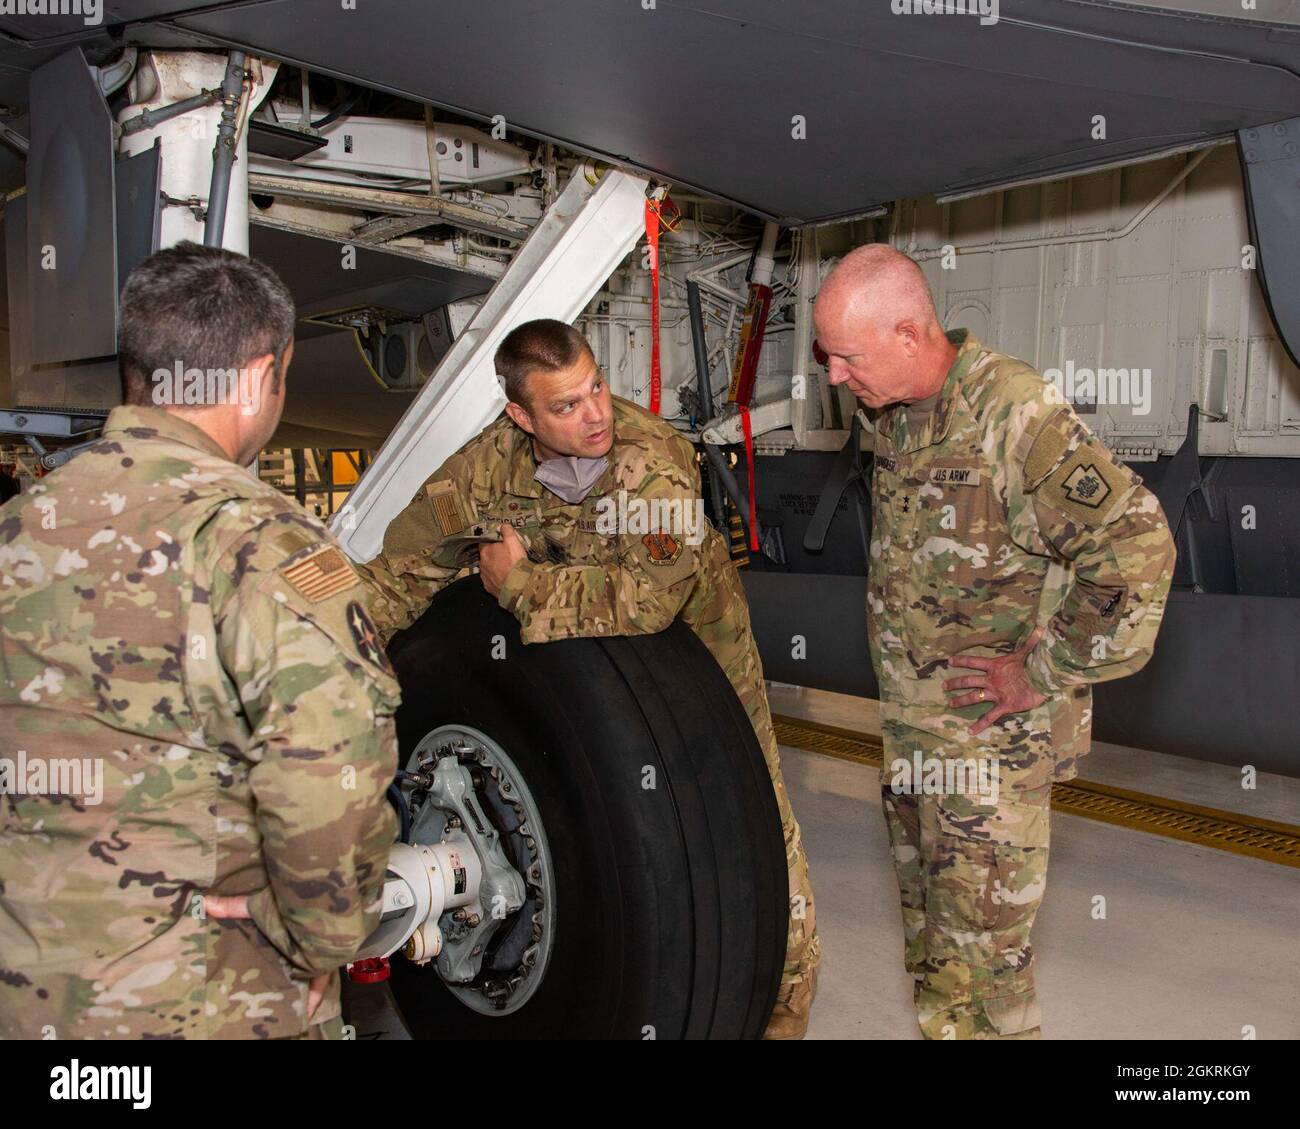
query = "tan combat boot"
xmin=761 ymin=966 xmax=819 ymax=1040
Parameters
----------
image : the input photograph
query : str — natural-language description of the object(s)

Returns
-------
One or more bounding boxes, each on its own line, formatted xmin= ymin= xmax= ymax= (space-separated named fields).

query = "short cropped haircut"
xmin=494 ymin=319 xmax=593 ymax=407
xmin=118 ymin=241 xmax=296 ymax=406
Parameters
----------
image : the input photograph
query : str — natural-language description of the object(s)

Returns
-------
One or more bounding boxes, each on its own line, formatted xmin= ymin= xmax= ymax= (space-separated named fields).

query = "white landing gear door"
xmin=333 ymin=164 xmax=651 ymax=563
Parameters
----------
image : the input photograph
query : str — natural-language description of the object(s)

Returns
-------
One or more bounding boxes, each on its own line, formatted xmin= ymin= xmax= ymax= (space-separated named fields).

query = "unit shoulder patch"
xmin=346 ymin=600 xmax=394 ymax=676
xmin=1036 ymin=444 xmax=1131 ymax=527
xmin=1060 ymin=463 xmax=1110 ymax=508
xmin=641 ymin=531 xmax=682 ymax=564
xmin=280 ymin=545 xmax=359 ymax=603
xmin=629 ymin=529 xmax=696 ymax=591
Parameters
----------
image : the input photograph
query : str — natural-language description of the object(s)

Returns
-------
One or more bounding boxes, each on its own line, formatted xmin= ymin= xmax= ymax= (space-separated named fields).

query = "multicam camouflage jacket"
xmin=868 ymin=330 xmax=1176 ymax=783
xmin=358 ymin=395 xmax=763 ymax=693
xmin=0 ymin=406 xmax=398 ymax=1039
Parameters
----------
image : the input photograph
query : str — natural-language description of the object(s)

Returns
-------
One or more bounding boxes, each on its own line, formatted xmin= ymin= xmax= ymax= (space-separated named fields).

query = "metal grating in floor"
xmin=772 ymin=714 xmax=1300 ymax=869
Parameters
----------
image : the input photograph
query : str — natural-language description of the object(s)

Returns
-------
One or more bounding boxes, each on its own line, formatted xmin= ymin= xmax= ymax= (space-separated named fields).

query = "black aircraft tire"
xmin=381 ymin=576 xmax=787 ymax=1040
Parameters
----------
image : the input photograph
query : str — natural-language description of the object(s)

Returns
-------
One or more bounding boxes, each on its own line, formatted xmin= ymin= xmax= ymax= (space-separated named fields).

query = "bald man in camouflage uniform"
xmin=815 ymin=245 xmax=1175 ymax=1039
xmin=0 ymin=244 xmax=398 ymax=1039
xmin=358 ymin=320 xmax=820 ymax=1038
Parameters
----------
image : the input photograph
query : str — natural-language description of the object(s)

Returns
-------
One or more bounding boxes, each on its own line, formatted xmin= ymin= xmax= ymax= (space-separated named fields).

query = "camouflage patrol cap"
xmin=433 ymin=519 xmax=504 ymax=568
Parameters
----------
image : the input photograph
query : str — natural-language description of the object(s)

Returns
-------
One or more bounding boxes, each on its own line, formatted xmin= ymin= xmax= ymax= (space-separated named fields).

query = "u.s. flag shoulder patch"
xmin=280 ymin=545 xmax=358 ymax=603
xmin=427 ymin=480 xmax=469 ymax=538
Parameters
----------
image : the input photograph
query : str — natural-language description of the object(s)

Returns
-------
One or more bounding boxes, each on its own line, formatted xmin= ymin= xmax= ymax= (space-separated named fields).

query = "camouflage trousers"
xmin=688 ymin=576 xmax=819 ymax=1013
xmin=735 ymin=671 xmax=821 ymax=1004
xmin=881 ymin=711 xmax=1053 ymax=1040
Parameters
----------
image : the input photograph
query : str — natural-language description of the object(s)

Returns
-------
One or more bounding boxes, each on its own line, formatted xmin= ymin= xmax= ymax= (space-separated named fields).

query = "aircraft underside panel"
xmin=173 ymin=0 xmax=1300 ymax=224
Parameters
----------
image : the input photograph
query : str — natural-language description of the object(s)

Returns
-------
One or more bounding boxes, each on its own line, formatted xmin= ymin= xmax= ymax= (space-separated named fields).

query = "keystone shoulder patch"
xmin=1061 ymin=463 xmax=1110 ymax=508
xmin=1037 ymin=447 xmax=1129 ymax=527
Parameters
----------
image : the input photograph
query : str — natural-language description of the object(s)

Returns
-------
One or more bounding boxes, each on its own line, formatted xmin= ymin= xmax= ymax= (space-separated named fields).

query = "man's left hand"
xmin=944 ymin=626 xmax=1048 ymax=735
xmin=479 ymin=523 xmax=527 ymax=597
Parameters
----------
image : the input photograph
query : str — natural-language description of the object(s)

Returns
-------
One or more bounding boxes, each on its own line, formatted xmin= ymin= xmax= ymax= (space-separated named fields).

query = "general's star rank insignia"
xmin=1062 ymin=463 xmax=1110 ymax=508
xmin=347 ymin=601 xmax=393 ymax=676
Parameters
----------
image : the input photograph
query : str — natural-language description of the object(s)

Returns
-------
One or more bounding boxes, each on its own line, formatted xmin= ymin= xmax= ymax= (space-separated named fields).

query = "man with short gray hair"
xmin=814 ymin=244 xmax=1175 ymax=1039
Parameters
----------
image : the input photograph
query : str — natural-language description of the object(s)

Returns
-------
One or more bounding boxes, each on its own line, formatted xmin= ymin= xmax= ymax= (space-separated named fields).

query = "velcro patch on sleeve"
xmin=280 ymin=545 xmax=359 ymax=603
xmin=269 ymin=526 xmax=319 ymax=557
xmin=1023 ymin=407 xmax=1074 ymax=490
xmin=426 ymin=480 xmax=469 ymax=538
xmin=1035 ymin=443 xmax=1132 ymax=527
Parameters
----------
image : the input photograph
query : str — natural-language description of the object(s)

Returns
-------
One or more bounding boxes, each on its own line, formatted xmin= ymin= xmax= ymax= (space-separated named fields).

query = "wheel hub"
xmin=403 ymin=725 xmax=556 ymax=1016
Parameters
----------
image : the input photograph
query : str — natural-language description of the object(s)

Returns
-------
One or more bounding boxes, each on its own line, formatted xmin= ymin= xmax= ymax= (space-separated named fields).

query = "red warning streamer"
xmin=644 ymin=199 xmax=662 ymax=415
xmin=739 ymin=404 xmax=759 ymax=552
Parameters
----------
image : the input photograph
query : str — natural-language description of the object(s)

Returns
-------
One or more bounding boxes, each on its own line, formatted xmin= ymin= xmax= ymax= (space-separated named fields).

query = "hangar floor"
xmin=348 ymin=685 xmax=1300 ymax=1040
xmin=772 ymin=685 xmax=1300 ymax=1041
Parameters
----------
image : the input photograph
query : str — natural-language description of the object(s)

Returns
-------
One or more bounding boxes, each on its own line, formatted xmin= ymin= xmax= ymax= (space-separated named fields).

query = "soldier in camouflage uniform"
xmin=814 ymin=245 xmax=1175 ymax=1039
xmin=0 ymin=243 xmax=398 ymax=1039
xmin=357 ymin=319 xmax=821 ymax=1038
